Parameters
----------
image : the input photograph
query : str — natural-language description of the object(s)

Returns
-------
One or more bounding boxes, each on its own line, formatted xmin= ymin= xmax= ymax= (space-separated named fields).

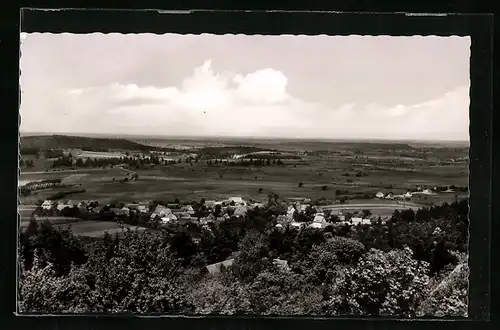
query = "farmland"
xmin=19 ymin=136 xmax=468 ymax=203
xmin=19 ymin=135 xmax=469 ymax=234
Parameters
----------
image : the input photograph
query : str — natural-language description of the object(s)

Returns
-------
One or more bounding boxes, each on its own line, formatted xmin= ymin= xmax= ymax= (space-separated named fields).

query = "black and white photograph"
xmin=18 ymin=32 xmax=470 ymax=317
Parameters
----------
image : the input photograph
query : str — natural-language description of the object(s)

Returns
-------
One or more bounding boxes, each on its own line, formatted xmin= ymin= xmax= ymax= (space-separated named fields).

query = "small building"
xmin=273 ymin=259 xmax=291 ymax=272
xmin=181 ymin=205 xmax=195 ymax=215
xmin=206 ymin=259 xmax=234 ymax=276
xmin=229 ymin=197 xmax=245 ymax=205
xmin=160 ymin=214 xmax=177 ymax=224
xmin=309 ymin=222 xmax=323 ymax=229
xmin=150 ymin=205 xmax=171 ymax=219
xmin=204 ymin=200 xmax=216 ymax=208
xmin=376 ymin=192 xmax=385 ymax=199
xmin=41 ymin=200 xmax=53 ymax=210
xmin=422 ymin=189 xmax=436 ymax=195
xmin=313 ymin=213 xmax=325 ymax=223
xmin=351 ymin=217 xmax=363 ymax=225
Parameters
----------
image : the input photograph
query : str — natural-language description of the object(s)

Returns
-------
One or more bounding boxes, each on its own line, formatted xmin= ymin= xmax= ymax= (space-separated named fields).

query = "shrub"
xmin=326 ymin=247 xmax=430 ymax=317
xmin=417 ymin=262 xmax=469 ymax=317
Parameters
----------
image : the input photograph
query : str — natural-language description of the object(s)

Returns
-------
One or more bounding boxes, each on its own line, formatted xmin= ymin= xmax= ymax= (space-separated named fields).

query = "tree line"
xmin=18 ymin=196 xmax=469 ymax=316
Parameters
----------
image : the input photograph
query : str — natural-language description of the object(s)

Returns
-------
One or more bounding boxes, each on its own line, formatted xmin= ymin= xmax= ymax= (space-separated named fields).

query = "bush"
xmin=417 ymin=262 xmax=469 ymax=317
xmin=326 ymin=247 xmax=430 ymax=317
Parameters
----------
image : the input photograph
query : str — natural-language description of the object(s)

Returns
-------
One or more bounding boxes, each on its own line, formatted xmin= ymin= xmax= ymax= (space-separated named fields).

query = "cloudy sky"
xmin=19 ymin=33 xmax=470 ymax=141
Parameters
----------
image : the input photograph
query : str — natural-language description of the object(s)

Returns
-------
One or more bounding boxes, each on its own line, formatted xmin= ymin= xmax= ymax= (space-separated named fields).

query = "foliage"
xmin=418 ymin=262 xmax=469 ymax=317
xmin=326 ymin=247 xmax=430 ymax=317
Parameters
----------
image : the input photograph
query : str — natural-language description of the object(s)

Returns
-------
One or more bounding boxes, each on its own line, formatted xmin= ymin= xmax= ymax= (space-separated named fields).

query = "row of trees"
xmin=18 ymin=196 xmax=469 ymax=316
xmin=51 ymin=155 xmax=181 ymax=169
xmin=206 ymin=158 xmax=285 ymax=167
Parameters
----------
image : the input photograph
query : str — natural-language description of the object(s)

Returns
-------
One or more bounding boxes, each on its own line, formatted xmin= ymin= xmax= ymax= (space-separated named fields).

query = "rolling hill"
xmin=20 ymin=135 xmax=170 ymax=153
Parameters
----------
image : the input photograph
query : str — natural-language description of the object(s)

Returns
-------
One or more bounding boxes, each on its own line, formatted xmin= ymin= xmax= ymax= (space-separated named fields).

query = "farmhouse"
xmin=273 ymin=259 xmax=291 ymax=272
xmin=160 ymin=213 xmax=177 ymax=224
xmin=41 ymin=200 xmax=53 ymax=210
xmin=150 ymin=205 xmax=171 ymax=219
xmin=206 ymin=259 xmax=234 ymax=276
xmin=229 ymin=196 xmax=245 ymax=205
xmin=204 ymin=200 xmax=216 ymax=208
xmin=181 ymin=205 xmax=195 ymax=215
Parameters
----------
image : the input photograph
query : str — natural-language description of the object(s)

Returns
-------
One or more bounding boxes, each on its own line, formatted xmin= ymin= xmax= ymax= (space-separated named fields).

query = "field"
xmin=19 ymin=137 xmax=469 ymax=232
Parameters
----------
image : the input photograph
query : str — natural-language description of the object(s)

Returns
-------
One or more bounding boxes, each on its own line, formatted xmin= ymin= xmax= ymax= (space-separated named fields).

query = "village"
xmin=32 ymin=182 xmax=462 ymax=232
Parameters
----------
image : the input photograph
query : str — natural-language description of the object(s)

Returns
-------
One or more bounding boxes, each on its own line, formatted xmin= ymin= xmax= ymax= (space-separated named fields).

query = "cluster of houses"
xmin=375 ymin=186 xmax=438 ymax=200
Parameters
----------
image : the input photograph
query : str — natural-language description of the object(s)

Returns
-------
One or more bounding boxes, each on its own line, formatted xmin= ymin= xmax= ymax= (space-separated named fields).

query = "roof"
xmin=206 ymin=259 xmax=234 ymax=275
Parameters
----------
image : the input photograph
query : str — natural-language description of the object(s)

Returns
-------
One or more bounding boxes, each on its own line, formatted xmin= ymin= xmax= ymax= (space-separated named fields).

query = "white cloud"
xmin=22 ymin=60 xmax=469 ymax=140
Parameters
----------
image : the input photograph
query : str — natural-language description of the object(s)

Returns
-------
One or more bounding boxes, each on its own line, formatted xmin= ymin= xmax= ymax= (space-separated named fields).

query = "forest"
xmin=18 ymin=196 xmax=469 ymax=317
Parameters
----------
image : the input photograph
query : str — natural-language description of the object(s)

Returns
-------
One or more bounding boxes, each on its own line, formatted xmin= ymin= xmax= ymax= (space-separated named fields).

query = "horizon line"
xmin=19 ymin=131 xmax=470 ymax=144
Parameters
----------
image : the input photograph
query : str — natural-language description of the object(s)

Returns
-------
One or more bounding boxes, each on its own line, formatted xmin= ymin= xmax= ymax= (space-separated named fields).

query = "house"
xmin=275 ymin=223 xmax=283 ymax=228
xmin=181 ymin=205 xmax=195 ymax=215
xmin=273 ymin=259 xmax=291 ymax=272
xmin=229 ymin=197 xmax=245 ymax=205
xmin=206 ymin=259 xmax=234 ymax=276
xmin=361 ymin=219 xmax=371 ymax=225
xmin=126 ymin=203 xmax=139 ymax=210
xmin=309 ymin=222 xmax=322 ymax=229
xmin=41 ymin=200 xmax=53 ymax=210
xmin=404 ymin=192 xmax=413 ymax=199
xmin=204 ymin=200 xmax=216 ymax=208
xmin=313 ymin=213 xmax=325 ymax=223
xmin=138 ymin=204 xmax=148 ymax=213
xmin=338 ymin=215 xmax=346 ymax=221
xmin=56 ymin=203 xmax=69 ymax=211
xmin=351 ymin=217 xmax=363 ymax=225
xmin=385 ymin=193 xmax=395 ymax=200
xmin=286 ymin=205 xmax=296 ymax=217
xmin=376 ymin=192 xmax=385 ymax=199
xmin=160 ymin=213 xmax=177 ymax=224
xmin=422 ymin=189 xmax=436 ymax=195
xmin=118 ymin=207 xmax=130 ymax=216
xmin=300 ymin=204 xmax=309 ymax=212
xmin=150 ymin=205 xmax=171 ymax=219
xmin=291 ymin=222 xmax=303 ymax=228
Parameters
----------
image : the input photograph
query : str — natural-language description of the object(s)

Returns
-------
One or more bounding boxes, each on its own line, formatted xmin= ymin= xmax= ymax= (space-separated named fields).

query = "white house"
xmin=182 ymin=205 xmax=195 ymax=215
xmin=206 ymin=259 xmax=234 ymax=275
xmin=150 ymin=205 xmax=172 ymax=219
xmin=309 ymin=222 xmax=322 ymax=229
xmin=313 ymin=213 xmax=325 ymax=223
xmin=229 ymin=197 xmax=245 ymax=205
xmin=351 ymin=217 xmax=363 ymax=225
xmin=161 ymin=213 xmax=177 ymax=224
xmin=422 ymin=189 xmax=436 ymax=195
xmin=376 ymin=192 xmax=385 ymax=199
xmin=41 ymin=200 xmax=53 ymax=210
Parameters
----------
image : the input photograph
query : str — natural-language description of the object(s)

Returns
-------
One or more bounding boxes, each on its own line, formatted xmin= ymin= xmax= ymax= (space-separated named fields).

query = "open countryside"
xmin=19 ymin=134 xmax=468 ymax=237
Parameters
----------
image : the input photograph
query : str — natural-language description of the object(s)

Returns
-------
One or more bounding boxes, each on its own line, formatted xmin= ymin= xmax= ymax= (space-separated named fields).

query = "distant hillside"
xmin=20 ymin=135 xmax=167 ymax=153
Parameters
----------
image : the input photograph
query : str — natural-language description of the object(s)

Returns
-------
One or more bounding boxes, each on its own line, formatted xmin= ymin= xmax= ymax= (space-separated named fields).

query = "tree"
xmin=258 ymin=188 xmax=264 ymax=194
xmin=322 ymin=185 xmax=328 ymax=191
xmin=362 ymin=209 xmax=372 ymax=218
xmin=298 ymin=181 xmax=304 ymax=188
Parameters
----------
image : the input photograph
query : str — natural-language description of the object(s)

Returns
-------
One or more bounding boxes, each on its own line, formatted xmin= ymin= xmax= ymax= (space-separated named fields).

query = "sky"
xmin=19 ymin=33 xmax=470 ymax=141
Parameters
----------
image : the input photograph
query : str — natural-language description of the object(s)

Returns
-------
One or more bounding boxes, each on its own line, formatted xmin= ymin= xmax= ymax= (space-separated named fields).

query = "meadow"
xmin=19 ymin=138 xmax=468 ymax=207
